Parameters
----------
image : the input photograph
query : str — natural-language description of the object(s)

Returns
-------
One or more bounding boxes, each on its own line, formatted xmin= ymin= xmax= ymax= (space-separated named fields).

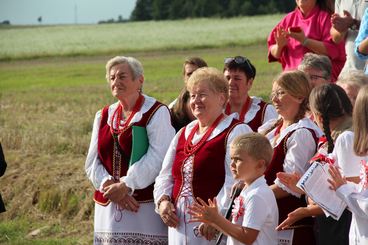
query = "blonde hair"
xmin=186 ymin=67 xmax=229 ymax=103
xmin=274 ymin=70 xmax=311 ymax=123
xmin=231 ymin=133 xmax=273 ymax=168
xmin=353 ymin=85 xmax=368 ymax=156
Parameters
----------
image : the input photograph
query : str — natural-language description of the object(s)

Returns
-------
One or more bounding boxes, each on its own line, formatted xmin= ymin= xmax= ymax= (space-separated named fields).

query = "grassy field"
xmin=0 ymin=16 xmax=282 ymax=244
xmin=0 ymin=14 xmax=282 ymax=60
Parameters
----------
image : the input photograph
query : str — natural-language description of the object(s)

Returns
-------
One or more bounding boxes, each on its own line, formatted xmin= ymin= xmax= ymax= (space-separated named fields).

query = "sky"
xmin=0 ymin=0 xmax=137 ymax=25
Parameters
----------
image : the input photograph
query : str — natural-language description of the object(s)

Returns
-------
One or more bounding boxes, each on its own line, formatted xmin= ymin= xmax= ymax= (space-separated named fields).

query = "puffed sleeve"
xmin=332 ymin=132 xmax=363 ymax=177
xmin=85 ymin=110 xmax=112 ymax=191
xmin=275 ymin=128 xmax=317 ymax=196
xmin=337 ymin=184 xmax=368 ymax=220
xmin=263 ymin=104 xmax=278 ymax=125
xmin=153 ymin=129 xmax=181 ymax=212
xmin=121 ymin=106 xmax=175 ymax=190
xmin=216 ymin=123 xmax=252 ymax=214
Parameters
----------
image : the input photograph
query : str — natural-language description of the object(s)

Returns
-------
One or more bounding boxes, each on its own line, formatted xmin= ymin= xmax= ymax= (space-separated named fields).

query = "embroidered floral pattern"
xmin=360 ymin=159 xmax=368 ymax=190
xmin=95 ymin=232 xmax=168 ymax=245
xmin=231 ymin=196 xmax=245 ymax=222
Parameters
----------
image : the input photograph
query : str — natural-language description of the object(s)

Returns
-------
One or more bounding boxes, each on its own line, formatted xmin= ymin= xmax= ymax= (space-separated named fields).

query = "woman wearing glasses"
xmin=154 ymin=67 xmax=251 ymax=244
xmin=267 ymin=0 xmax=346 ymax=82
xmin=260 ymin=70 xmax=323 ymax=245
xmin=223 ymin=56 xmax=278 ymax=132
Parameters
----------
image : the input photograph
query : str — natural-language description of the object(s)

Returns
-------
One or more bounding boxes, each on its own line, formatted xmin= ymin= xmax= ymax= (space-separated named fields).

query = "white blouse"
xmin=336 ymin=155 xmax=368 ymax=245
xmin=264 ymin=118 xmax=323 ymax=196
xmin=154 ymin=115 xmax=252 ymax=213
xmin=230 ymin=96 xmax=278 ymax=125
xmin=330 ymin=131 xmax=363 ymax=178
xmin=85 ymin=94 xmax=175 ymax=192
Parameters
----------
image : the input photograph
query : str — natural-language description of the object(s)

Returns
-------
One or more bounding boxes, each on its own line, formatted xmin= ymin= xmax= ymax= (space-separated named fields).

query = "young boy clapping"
xmin=188 ymin=133 xmax=278 ymax=245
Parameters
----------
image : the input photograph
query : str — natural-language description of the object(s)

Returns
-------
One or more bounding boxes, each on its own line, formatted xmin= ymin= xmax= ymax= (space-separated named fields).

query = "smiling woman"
xmin=85 ymin=56 xmax=175 ymax=244
xmin=154 ymin=67 xmax=252 ymax=244
xmin=260 ymin=70 xmax=323 ymax=245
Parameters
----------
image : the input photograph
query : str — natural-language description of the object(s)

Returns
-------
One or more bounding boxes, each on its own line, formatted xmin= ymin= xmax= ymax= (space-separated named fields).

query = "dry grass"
xmin=0 ymin=44 xmax=281 ymax=243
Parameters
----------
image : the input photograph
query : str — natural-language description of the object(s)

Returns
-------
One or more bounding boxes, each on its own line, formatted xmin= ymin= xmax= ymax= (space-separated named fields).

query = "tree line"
xmin=130 ymin=0 xmax=296 ymax=21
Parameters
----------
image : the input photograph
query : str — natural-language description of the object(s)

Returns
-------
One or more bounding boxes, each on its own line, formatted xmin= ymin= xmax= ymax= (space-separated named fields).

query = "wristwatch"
xmin=350 ymin=19 xmax=360 ymax=31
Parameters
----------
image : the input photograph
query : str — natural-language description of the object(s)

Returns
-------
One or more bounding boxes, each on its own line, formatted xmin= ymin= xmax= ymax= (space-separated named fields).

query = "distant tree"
xmin=37 ymin=16 xmax=42 ymax=24
xmin=152 ymin=0 xmax=171 ymax=20
xmin=130 ymin=0 xmax=153 ymax=21
xmin=1 ymin=20 xmax=10 ymax=25
xmin=130 ymin=0 xmax=296 ymax=20
xmin=118 ymin=15 xmax=123 ymax=22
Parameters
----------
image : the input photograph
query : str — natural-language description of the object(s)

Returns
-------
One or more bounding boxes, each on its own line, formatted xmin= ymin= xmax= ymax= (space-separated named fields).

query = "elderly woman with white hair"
xmin=85 ymin=56 xmax=175 ymax=244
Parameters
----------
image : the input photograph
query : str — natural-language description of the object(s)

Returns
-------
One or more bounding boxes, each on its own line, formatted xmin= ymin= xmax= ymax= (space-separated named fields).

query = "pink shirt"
xmin=267 ymin=6 xmax=346 ymax=82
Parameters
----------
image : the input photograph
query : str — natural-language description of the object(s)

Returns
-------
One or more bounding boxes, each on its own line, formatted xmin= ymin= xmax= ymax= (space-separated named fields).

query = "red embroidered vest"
xmin=94 ymin=101 xmax=163 ymax=205
xmin=247 ymin=100 xmax=268 ymax=132
xmin=171 ymin=119 xmax=243 ymax=204
xmin=264 ymin=128 xmax=318 ymax=225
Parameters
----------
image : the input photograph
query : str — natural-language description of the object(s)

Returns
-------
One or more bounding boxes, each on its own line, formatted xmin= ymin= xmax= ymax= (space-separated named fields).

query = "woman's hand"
xmin=118 ymin=195 xmax=140 ymax=212
xmin=288 ymin=28 xmax=306 ymax=44
xmin=276 ymin=172 xmax=304 ymax=195
xmin=328 ymin=164 xmax=347 ymax=190
xmin=198 ymin=223 xmax=218 ymax=241
xmin=159 ymin=199 xmax=179 ymax=228
xmin=103 ymin=181 xmax=130 ymax=203
xmin=274 ymin=26 xmax=288 ymax=48
xmin=331 ymin=11 xmax=353 ymax=33
xmin=276 ymin=206 xmax=308 ymax=230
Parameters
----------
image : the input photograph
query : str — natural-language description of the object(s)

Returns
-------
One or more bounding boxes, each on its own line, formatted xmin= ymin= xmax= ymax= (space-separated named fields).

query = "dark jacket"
xmin=0 ymin=143 xmax=7 ymax=213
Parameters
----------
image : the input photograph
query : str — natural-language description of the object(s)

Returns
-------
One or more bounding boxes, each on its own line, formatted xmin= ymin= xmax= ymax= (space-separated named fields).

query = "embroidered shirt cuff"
xmin=275 ymin=178 xmax=302 ymax=198
xmin=99 ymin=176 xmax=114 ymax=192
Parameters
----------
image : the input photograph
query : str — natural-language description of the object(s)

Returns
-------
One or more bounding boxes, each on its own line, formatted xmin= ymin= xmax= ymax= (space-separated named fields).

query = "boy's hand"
xmin=188 ymin=197 xmax=219 ymax=224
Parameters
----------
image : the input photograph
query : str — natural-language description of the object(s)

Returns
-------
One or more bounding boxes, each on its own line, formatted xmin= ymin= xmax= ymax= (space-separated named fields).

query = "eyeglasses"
xmin=270 ymin=90 xmax=286 ymax=100
xmin=309 ymin=74 xmax=327 ymax=80
xmin=224 ymin=56 xmax=255 ymax=77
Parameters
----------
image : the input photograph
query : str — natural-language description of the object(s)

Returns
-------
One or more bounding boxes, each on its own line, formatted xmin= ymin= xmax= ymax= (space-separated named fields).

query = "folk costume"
xmin=154 ymin=115 xmax=252 ymax=245
xmin=310 ymin=117 xmax=363 ymax=245
xmin=225 ymin=96 xmax=278 ymax=132
xmin=262 ymin=118 xmax=323 ymax=245
xmin=85 ymin=94 xmax=175 ymax=245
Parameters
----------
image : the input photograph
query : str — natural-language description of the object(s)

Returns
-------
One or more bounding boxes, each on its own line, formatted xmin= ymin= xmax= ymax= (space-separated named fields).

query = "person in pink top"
xmin=268 ymin=0 xmax=346 ymax=82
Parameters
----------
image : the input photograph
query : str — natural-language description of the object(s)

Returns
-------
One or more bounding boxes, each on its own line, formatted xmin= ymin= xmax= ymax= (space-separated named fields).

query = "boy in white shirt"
xmin=189 ymin=132 xmax=278 ymax=245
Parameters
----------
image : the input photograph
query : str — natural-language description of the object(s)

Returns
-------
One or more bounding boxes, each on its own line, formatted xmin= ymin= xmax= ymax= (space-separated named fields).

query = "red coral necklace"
xmin=184 ymin=113 xmax=224 ymax=156
xmin=110 ymin=94 xmax=144 ymax=135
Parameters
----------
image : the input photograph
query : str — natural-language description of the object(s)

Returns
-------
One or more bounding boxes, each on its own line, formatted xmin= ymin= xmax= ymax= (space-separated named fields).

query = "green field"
xmin=0 ymin=16 xmax=281 ymax=244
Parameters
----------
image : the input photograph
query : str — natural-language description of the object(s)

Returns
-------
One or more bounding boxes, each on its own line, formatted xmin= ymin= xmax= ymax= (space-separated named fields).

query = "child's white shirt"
xmin=336 ymin=156 xmax=368 ymax=245
xmin=330 ymin=131 xmax=363 ymax=177
xmin=227 ymin=176 xmax=278 ymax=245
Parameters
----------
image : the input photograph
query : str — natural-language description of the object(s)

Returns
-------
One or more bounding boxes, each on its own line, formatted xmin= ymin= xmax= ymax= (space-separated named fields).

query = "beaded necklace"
xmin=225 ymin=96 xmax=251 ymax=122
xmin=184 ymin=113 xmax=224 ymax=156
xmin=110 ymin=94 xmax=144 ymax=181
xmin=110 ymin=94 xmax=145 ymax=135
